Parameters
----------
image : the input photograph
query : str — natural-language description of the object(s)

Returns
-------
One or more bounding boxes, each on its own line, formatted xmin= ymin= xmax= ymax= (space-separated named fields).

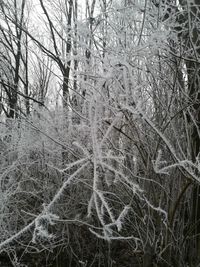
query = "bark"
xmin=173 ymin=0 xmax=200 ymax=263
xmin=62 ymin=0 xmax=73 ymax=110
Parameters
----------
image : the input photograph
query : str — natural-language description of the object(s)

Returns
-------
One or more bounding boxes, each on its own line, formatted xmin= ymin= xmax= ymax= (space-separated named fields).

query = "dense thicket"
xmin=0 ymin=0 xmax=200 ymax=266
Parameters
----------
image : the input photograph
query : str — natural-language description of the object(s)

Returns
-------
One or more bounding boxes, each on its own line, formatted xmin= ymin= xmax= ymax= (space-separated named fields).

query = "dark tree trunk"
xmin=181 ymin=1 xmax=200 ymax=264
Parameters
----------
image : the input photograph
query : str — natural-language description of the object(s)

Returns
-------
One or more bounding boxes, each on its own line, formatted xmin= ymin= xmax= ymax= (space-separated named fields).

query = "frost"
xmin=153 ymin=150 xmax=175 ymax=175
xmin=87 ymin=194 xmax=94 ymax=218
xmin=144 ymin=197 xmax=168 ymax=222
xmin=32 ymin=208 xmax=59 ymax=244
xmin=116 ymin=205 xmax=130 ymax=232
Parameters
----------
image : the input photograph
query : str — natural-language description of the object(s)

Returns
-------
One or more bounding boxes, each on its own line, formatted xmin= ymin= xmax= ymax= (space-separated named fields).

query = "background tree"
xmin=0 ymin=0 xmax=26 ymax=118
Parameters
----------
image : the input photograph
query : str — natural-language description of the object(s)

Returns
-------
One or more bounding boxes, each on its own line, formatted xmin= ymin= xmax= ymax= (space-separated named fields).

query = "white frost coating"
xmin=144 ymin=197 xmax=168 ymax=221
xmin=32 ymin=210 xmax=59 ymax=243
xmin=101 ymin=161 xmax=142 ymax=192
xmin=123 ymin=104 xmax=200 ymax=183
xmin=153 ymin=156 xmax=200 ymax=182
xmin=72 ymin=141 xmax=90 ymax=157
xmin=100 ymin=112 xmax=122 ymax=148
xmin=122 ymin=103 xmax=179 ymax=161
xmin=86 ymin=97 xmax=139 ymax=237
xmin=94 ymin=191 xmax=105 ymax=226
xmin=0 ymin=220 xmax=35 ymax=251
xmin=89 ymin=228 xmax=136 ymax=241
xmin=87 ymin=194 xmax=94 ymax=218
xmin=48 ymin=157 xmax=89 ymax=173
xmin=0 ymin=161 xmax=89 ymax=251
xmin=97 ymin=190 xmax=115 ymax=223
xmin=137 ymin=108 xmax=179 ymax=162
xmin=116 ymin=205 xmax=130 ymax=232
xmin=153 ymin=149 xmax=180 ymax=175
xmin=89 ymin=97 xmax=107 ymax=226
xmin=47 ymin=162 xmax=89 ymax=211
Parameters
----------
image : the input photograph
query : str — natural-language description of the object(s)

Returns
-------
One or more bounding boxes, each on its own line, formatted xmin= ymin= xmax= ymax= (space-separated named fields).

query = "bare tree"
xmin=0 ymin=0 xmax=26 ymax=118
xmin=1 ymin=1 xmax=200 ymax=267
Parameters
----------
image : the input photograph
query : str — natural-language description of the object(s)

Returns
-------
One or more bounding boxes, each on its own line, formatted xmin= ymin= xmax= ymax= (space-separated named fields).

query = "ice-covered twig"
xmin=116 ymin=205 xmax=130 ymax=232
xmin=143 ymin=196 xmax=168 ymax=222
xmin=89 ymin=228 xmax=138 ymax=241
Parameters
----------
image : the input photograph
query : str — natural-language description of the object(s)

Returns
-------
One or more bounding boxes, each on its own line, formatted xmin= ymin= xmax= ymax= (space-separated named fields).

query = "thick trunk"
xmin=63 ymin=67 xmax=71 ymax=110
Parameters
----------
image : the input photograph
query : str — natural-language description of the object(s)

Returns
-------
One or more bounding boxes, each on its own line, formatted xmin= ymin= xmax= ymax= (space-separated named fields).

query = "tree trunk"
xmin=181 ymin=1 xmax=200 ymax=264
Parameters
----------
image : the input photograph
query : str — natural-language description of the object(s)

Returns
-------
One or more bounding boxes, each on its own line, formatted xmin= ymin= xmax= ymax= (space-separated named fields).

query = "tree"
xmin=0 ymin=0 xmax=26 ymax=118
xmin=1 ymin=0 xmax=200 ymax=266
